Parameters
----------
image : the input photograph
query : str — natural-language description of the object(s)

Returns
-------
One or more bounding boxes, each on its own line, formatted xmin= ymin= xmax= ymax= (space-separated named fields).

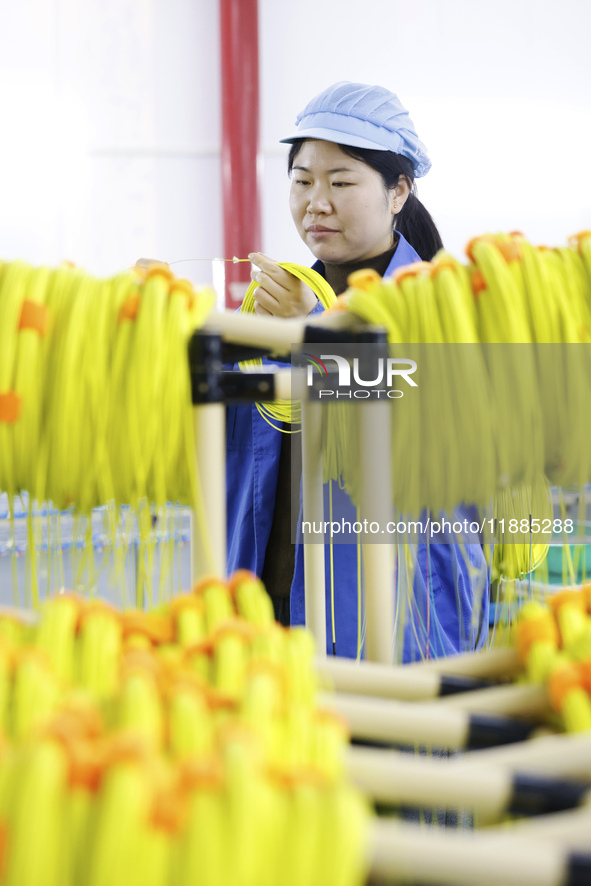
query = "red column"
xmin=220 ymin=0 xmax=261 ymax=309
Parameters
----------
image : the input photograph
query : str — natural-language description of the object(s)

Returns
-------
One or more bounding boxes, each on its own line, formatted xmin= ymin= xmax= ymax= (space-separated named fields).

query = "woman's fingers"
xmin=249 ymin=255 xmax=294 ymax=300
xmin=253 ymin=284 xmax=281 ymax=314
xmin=251 ymin=269 xmax=286 ymax=300
xmin=248 ymin=252 xmax=318 ymax=318
xmin=248 ymin=252 xmax=289 ymax=286
xmin=254 ymin=299 xmax=273 ymax=316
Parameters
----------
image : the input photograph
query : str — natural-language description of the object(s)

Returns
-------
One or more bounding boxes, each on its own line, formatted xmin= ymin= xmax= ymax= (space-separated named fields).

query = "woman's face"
xmin=289 ymin=139 xmax=397 ymax=264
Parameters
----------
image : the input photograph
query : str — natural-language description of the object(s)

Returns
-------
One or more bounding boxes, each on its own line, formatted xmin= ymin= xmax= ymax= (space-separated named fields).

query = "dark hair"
xmin=287 ymin=139 xmax=443 ymax=262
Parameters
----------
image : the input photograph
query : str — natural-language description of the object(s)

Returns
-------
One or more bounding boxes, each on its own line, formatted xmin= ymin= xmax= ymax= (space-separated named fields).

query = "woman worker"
xmin=226 ymin=81 xmax=489 ymax=661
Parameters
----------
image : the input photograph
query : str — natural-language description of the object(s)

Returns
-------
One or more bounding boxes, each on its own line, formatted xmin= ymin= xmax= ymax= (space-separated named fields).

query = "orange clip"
xmin=568 ymin=231 xmax=591 ymax=253
xmin=227 ymin=569 xmax=262 ymax=600
xmin=185 ymin=637 xmax=215 ymax=660
xmin=578 ymin=660 xmax=591 ymax=695
xmin=67 ymin=741 xmax=105 ymax=792
xmin=54 ymin=696 xmax=104 ymax=740
xmin=102 ymin=732 xmax=152 ymax=768
xmin=120 ymin=611 xmax=174 ymax=645
xmin=581 ymin=583 xmax=591 ymax=614
xmin=192 ymin=575 xmax=228 ymax=596
xmin=470 ymin=270 xmax=487 ymax=296
xmin=145 ymin=264 xmax=174 ymax=283
xmin=495 ymin=239 xmax=522 ymax=263
xmin=429 ymin=256 xmax=456 ymax=278
xmin=19 ymin=300 xmax=49 ymax=335
xmin=515 ymin=611 xmax=559 ymax=662
xmin=346 ymin=268 xmax=382 ymax=291
xmin=167 ymin=669 xmax=209 ymax=698
xmin=465 ymin=234 xmax=495 ymax=263
xmin=269 ymin=759 xmax=330 ymax=791
xmin=213 ymin=618 xmax=257 ymax=644
xmin=121 ymin=648 xmax=163 ymax=684
xmin=76 ymin=599 xmax=118 ymax=630
xmin=548 ymin=663 xmax=582 ymax=713
xmin=169 ymin=278 xmax=196 ymax=311
xmin=117 ymin=293 xmax=140 ymax=324
xmin=393 ymin=262 xmax=430 ymax=285
xmin=314 ymin=706 xmax=351 ymax=739
xmin=548 ymin=590 xmax=587 ymax=616
xmin=0 ymin=392 xmax=21 ymax=423
xmin=44 ymin=726 xmax=105 ymax=792
xmin=151 ymin=783 xmax=188 ymax=834
xmin=206 ymin=689 xmax=238 ymax=712
xmin=0 ymin=820 xmax=7 ymax=881
xmin=170 ymin=594 xmax=204 ymax=617
xmin=324 ymin=293 xmax=349 ymax=314
xmin=179 ymin=757 xmax=224 ymax=792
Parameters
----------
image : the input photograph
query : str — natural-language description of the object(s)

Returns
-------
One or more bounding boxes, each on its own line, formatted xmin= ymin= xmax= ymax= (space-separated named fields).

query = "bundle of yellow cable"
xmin=469 ymin=233 xmax=591 ymax=587
xmin=471 ymin=233 xmax=591 ymax=492
xmin=0 ymin=259 xmax=215 ymax=601
xmin=0 ymin=573 xmax=369 ymax=886
xmin=335 ymin=257 xmax=502 ymax=517
xmin=491 ymin=473 xmax=553 ymax=582
xmin=328 ymin=233 xmax=591 ymax=580
xmin=469 ymin=233 xmax=591 ymax=580
xmin=0 ymin=260 xmax=216 ymax=507
xmin=239 ymin=262 xmax=337 ymax=429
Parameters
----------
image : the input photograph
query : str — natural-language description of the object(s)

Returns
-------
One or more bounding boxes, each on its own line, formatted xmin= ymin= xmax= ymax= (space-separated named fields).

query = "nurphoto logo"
xmin=303 ymin=352 xmax=418 ymax=400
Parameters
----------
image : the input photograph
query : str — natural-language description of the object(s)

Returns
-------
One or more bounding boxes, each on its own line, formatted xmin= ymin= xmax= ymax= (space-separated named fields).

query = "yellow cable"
xmin=239 ymin=263 xmax=337 ymax=427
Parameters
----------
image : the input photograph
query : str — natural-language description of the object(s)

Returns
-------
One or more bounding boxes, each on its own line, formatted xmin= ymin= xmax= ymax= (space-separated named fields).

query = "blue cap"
xmin=280 ymin=81 xmax=431 ymax=178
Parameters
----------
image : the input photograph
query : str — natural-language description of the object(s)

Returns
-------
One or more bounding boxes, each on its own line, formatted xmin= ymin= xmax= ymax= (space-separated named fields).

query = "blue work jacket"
xmin=226 ymin=233 xmax=490 ymax=661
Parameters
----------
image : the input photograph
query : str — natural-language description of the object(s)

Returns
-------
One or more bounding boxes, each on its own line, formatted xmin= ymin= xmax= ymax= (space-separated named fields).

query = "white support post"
xmin=359 ymin=399 xmax=394 ymax=664
xmin=301 ymin=400 xmax=327 ymax=656
xmin=369 ymin=819 xmax=576 ymax=886
xmin=191 ymin=403 xmax=227 ymax=582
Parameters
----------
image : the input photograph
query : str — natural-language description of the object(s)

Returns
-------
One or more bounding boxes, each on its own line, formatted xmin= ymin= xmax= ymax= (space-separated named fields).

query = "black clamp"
xmin=303 ymin=324 xmax=388 ymax=346
xmin=188 ymin=332 xmax=224 ymax=404
xmin=221 ymin=342 xmax=274 ymax=364
xmin=221 ymin=371 xmax=279 ymax=403
xmin=189 ymin=324 xmax=391 ymax=405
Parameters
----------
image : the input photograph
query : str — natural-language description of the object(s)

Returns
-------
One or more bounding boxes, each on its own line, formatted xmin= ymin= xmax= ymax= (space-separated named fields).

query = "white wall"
xmin=0 ymin=0 xmax=589 ymax=284
xmin=260 ymin=0 xmax=591 ymax=263
xmin=0 ymin=0 xmax=221 ymax=287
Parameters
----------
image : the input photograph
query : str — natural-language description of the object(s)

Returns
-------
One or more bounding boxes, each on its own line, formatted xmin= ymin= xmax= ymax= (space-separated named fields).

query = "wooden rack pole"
xmin=321 ymin=691 xmax=535 ymax=751
xmin=359 ymin=398 xmax=394 ymax=665
xmin=347 ymin=744 xmax=591 ymax=824
xmin=347 ymin=745 xmax=512 ymax=824
xmin=191 ymin=403 xmax=227 ymax=581
xmin=433 ymin=682 xmax=550 ymax=719
xmin=189 ymin=333 xmax=227 ymax=582
xmin=301 ymin=400 xmax=327 ymax=656
xmin=407 ymin=646 xmax=523 ymax=680
xmin=368 ymin=818 xmax=590 ymax=886
xmin=462 ymin=731 xmax=591 ymax=779
xmin=484 ymin=807 xmax=591 ymax=853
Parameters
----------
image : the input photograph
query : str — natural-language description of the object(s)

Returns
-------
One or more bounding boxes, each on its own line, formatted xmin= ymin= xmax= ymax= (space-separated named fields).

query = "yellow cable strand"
xmin=239 ymin=263 xmax=336 ymax=427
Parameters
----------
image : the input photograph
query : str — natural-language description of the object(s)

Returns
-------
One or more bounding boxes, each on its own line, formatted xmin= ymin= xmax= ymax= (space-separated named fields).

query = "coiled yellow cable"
xmin=239 ymin=263 xmax=337 ymax=428
xmin=492 ymin=473 xmax=553 ymax=581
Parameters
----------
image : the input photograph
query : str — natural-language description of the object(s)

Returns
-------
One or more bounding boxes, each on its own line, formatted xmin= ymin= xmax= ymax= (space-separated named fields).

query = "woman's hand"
xmin=248 ymin=252 xmax=318 ymax=318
